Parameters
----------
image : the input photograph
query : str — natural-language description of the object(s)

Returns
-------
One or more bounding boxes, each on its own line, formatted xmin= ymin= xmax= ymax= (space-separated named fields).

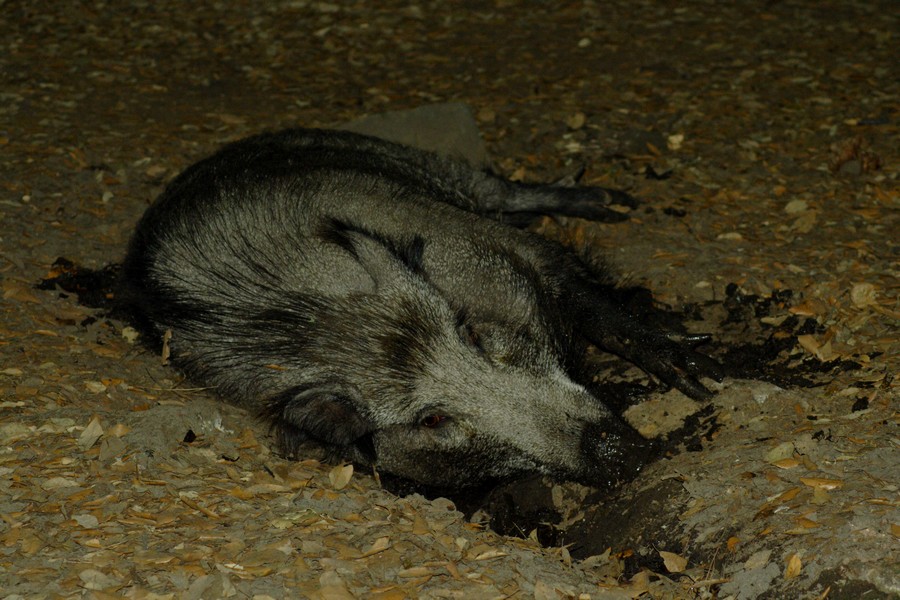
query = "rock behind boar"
xmin=117 ymin=128 xmax=722 ymax=489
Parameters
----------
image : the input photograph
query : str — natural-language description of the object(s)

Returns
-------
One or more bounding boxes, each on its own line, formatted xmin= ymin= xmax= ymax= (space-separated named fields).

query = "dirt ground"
xmin=1 ymin=1 xmax=897 ymax=599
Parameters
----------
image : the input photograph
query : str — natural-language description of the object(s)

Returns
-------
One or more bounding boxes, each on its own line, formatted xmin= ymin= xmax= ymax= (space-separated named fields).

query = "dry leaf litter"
xmin=1 ymin=1 xmax=897 ymax=598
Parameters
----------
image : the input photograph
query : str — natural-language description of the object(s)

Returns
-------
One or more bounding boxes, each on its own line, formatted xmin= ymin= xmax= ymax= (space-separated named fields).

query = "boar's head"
xmin=261 ymin=227 xmax=652 ymax=489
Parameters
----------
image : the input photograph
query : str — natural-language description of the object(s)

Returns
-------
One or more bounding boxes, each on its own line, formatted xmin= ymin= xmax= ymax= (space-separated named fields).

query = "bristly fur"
xmin=116 ymin=127 xmax=722 ymax=488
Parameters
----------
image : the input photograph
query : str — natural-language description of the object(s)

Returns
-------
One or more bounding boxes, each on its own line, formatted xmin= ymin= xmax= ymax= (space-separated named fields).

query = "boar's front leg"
xmin=569 ymin=280 xmax=725 ymax=401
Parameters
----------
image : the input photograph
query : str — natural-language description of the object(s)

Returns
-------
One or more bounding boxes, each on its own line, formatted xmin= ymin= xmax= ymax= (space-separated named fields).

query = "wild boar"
xmin=116 ymin=128 xmax=722 ymax=488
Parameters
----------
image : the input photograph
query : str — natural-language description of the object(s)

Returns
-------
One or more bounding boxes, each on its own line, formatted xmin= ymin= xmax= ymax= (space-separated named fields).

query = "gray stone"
xmin=338 ymin=102 xmax=488 ymax=166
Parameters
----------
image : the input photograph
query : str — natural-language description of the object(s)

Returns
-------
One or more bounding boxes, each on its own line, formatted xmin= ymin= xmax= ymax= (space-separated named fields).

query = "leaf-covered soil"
xmin=1 ymin=1 xmax=897 ymax=599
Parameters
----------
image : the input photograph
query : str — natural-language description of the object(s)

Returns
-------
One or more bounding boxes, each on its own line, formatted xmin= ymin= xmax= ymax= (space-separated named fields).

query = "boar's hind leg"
xmin=269 ymin=129 xmax=638 ymax=224
xmin=570 ymin=282 xmax=725 ymax=401
xmin=469 ymin=173 xmax=639 ymax=227
xmin=501 ymin=180 xmax=638 ymax=226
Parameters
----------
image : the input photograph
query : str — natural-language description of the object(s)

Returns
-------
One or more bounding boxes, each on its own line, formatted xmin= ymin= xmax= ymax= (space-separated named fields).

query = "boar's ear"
xmin=353 ymin=233 xmax=427 ymax=294
xmin=321 ymin=219 xmax=427 ymax=283
xmin=265 ymin=383 xmax=374 ymax=455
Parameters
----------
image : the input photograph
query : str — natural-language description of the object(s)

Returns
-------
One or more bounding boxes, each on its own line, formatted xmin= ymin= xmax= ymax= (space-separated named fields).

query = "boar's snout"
xmin=578 ymin=420 xmax=656 ymax=488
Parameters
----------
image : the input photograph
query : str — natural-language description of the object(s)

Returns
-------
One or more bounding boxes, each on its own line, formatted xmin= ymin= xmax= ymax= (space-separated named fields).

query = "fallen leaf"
xmin=474 ymin=549 xmax=508 ymax=561
xmin=800 ymin=477 xmax=843 ymax=490
xmin=319 ymin=571 xmax=354 ymax=600
xmin=566 ymin=112 xmax=586 ymax=130
xmin=359 ymin=536 xmax=390 ymax=558
xmin=765 ymin=441 xmax=795 ymax=463
xmin=667 ymin=133 xmax=684 ymax=150
xmin=768 ymin=487 xmax=802 ymax=505
xmin=108 ymin=423 xmax=131 ymax=437
xmin=627 ymin=569 xmax=651 ymax=595
xmin=744 ymin=549 xmax=771 ymax=570
xmin=796 ymin=335 xmax=834 ymax=361
xmin=789 ymin=299 xmax=827 ymax=316
xmin=397 ymin=566 xmax=432 ymax=578
xmin=811 ymin=487 xmax=830 ymax=505
xmin=84 ymin=381 xmax=107 ymax=394
xmin=660 ymin=550 xmax=688 ymax=573
xmin=178 ymin=494 xmax=219 ymax=518
xmin=560 ymin=545 xmax=572 ymax=567
xmin=534 ymin=580 xmax=575 ymax=600
xmin=161 ymin=329 xmax=172 ymax=364
xmin=785 ymin=553 xmax=802 ymax=579
xmin=849 ymin=283 xmax=878 ymax=308
xmin=784 ymin=199 xmax=808 ymax=213
xmin=78 ymin=568 xmax=121 ymax=590
xmin=791 ymin=210 xmax=818 ymax=233
xmin=411 ymin=513 xmax=429 ymax=535
xmin=78 ymin=417 xmax=104 ymax=450
xmin=121 ymin=326 xmax=140 ymax=343
xmin=99 ymin=435 xmax=126 ymax=461
xmin=0 ymin=422 xmax=31 ymax=444
xmin=73 ymin=514 xmax=100 ymax=529
xmin=329 ymin=463 xmax=353 ymax=490
xmin=760 ymin=315 xmax=789 ymax=326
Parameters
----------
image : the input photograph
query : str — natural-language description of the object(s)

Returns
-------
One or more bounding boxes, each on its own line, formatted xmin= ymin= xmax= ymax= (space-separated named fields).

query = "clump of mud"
xmin=36 ymin=257 xmax=120 ymax=310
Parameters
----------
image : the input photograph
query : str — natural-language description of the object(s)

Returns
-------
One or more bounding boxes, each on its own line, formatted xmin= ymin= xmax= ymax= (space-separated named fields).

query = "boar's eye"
xmin=420 ymin=414 xmax=448 ymax=428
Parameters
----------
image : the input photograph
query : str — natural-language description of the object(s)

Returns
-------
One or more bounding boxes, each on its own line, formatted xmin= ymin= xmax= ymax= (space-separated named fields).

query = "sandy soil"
xmin=1 ymin=1 xmax=897 ymax=598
